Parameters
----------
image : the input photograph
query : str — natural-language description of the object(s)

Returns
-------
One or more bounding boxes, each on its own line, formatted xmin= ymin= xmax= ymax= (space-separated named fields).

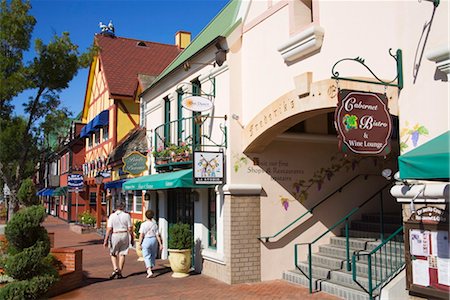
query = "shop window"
xmin=88 ymin=135 xmax=93 ymax=148
xmin=134 ymin=190 xmax=142 ymax=212
xmin=208 ymin=189 xmax=217 ymax=249
xmin=177 ymin=89 xmax=184 ymax=144
xmin=95 ymin=130 xmax=100 ymax=145
xmin=191 ymin=79 xmax=201 ymax=150
xmin=164 ymin=96 xmax=171 ymax=144
xmin=89 ymin=192 xmax=96 ymax=206
xmin=103 ymin=125 xmax=109 ymax=141
xmin=126 ymin=192 xmax=133 ymax=212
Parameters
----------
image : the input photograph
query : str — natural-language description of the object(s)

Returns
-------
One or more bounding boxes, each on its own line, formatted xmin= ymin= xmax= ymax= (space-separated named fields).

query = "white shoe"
xmin=146 ymin=269 xmax=153 ymax=278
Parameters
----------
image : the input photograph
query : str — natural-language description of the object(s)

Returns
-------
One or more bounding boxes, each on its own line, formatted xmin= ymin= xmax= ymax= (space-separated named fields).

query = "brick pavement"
xmin=44 ymin=216 xmax=339 ymax=300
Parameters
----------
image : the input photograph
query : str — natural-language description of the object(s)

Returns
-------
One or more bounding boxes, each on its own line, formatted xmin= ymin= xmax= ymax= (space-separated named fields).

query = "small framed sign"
xmin=193 ymin=151 xmax=224 ymax=184
xmin=122 ymin=151 xmax=148 ymax=175
xmin=182 ymin=96 xmax=213 ymax=112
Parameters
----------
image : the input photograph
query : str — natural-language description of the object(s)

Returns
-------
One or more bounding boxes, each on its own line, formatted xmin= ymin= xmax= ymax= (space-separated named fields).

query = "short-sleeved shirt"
xmin=139 ymin=220 xmax=159 ymax=238
xmin=107 ymin=209 xmax=132 ymax=231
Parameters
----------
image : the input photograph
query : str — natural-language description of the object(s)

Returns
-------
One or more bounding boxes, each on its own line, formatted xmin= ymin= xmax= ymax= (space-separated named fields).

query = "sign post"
xmin=68 ymin=174 xmax=84 ymax=223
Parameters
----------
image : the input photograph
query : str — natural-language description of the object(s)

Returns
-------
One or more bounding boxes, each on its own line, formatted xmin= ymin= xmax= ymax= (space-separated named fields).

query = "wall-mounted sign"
xmin=68 ymin=174 xmax=84 ymax=190
xmin=411 ymin=206 xmax=447 ymax=224
xmin=193 ymin=151 xmax=224 ymax=184
xmin=335 ymin=89 xmax=392 ymax=156
xmin=122 ymin=151 xmax=147 ymax=175
xmin=182 ymin=96 xmax=213 ymax=112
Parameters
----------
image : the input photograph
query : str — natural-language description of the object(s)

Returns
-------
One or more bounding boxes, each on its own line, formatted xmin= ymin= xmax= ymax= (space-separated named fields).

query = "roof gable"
xmin=95 ymin=34 xmax=181 ymax=98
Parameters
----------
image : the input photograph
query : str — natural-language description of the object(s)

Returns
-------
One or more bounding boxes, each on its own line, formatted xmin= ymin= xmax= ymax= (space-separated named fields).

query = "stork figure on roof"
xmin=99 ymin=20 xmax=115 ymax=36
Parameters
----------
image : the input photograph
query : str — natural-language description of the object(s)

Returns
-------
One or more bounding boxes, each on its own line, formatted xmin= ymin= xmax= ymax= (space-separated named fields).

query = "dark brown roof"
xmin=107 ymin=127 xmax=148 ymax=165
xmin=96 ymin=34 xmax=181 ymax=98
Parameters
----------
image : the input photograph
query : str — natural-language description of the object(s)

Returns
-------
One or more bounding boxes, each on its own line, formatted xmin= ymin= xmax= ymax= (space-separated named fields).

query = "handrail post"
xmin=308 ymin=243 xmax=313 ymax=293
xmin=346 ymin=218 xmax=351 ymax=271
xmin=380 ymin=191 xmax=385 ymax=242
xmin=368 ymin=255 xmax=373 ymax=300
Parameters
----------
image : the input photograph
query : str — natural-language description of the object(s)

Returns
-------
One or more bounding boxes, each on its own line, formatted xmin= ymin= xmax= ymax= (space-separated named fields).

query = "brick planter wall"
xmin=69 ymin=223 xmax=97 ymax=234
xmin=46 ymin=248 xmax=83 ymax=298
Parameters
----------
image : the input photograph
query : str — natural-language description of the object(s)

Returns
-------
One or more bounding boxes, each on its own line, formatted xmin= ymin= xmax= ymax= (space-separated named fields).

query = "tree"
xmin=0 ymin=0 xmax=93 ymax=219
xmin=17 ymin=178 xmax=39 ymax=206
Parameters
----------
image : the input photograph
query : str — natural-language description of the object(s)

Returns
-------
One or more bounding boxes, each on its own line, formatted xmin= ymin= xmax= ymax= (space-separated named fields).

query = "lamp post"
xmin=94 ymin=173 xmax=104 ymax=229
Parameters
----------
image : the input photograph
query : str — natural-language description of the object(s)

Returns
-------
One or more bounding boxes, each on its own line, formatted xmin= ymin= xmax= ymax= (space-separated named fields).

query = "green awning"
xmin=123 ymin=169 xmax=207 ymax=191
xmin=399 ymin=131 xmax=450 ymax=180
xmin=53 ymin=186 xmax=68 ymax=196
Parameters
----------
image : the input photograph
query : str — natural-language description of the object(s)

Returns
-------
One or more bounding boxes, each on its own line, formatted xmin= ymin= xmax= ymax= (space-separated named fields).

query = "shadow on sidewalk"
xmin=126 ymin=266 xmax=172 ymax=278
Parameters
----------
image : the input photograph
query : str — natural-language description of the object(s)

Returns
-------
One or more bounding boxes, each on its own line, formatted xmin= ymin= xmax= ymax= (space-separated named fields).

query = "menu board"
xmin=409 ymin=229 xmax=450 ymax=290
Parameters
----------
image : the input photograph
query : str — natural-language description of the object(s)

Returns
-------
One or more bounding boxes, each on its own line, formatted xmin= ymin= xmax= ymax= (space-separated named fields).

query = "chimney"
xmin=175 ymin=31 xmax=191 ymax=50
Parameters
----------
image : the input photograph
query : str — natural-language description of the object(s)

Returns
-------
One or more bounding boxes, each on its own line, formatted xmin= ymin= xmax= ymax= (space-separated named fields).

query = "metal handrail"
xmin=258 ymin=174 xmax=372 ymax=242
xmin=294 ymin=182 xmax=393 ymax=294
xmin=352 ymin=226 xmax=405 ymax=300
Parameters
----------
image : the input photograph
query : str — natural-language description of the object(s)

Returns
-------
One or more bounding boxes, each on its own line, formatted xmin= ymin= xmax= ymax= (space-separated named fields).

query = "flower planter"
xmin=135 ymin=239 xmax=144 ymax=261
xmin=69 ymin=223 xmax=97 ymax=234
xmin=168 ymin=248 xmax=191 ymax=278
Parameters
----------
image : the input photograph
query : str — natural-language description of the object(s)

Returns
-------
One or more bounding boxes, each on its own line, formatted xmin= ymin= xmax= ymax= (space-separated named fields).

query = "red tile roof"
xmin=95 ymin=34 xmax=181 ymax=98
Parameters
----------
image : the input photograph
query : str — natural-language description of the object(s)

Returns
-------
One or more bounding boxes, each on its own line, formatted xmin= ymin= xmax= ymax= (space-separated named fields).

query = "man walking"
xmin=103 ymin=202 xmax=133 ymax=279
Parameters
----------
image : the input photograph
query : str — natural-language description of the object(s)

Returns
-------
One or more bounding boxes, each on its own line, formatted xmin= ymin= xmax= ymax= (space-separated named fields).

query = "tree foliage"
xmin=17 ymin=178 xmax=39 ymax=206
xmin=0 ymin=0 xmax=93 ymax=218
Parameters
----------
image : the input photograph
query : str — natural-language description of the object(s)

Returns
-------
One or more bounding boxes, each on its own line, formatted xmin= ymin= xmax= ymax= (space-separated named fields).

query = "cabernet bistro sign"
xmin=335 ymin=90 xmax=392 ymax=155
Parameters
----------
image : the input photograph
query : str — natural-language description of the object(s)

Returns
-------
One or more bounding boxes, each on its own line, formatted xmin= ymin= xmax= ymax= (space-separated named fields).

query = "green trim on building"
xmin=142 ymin=0 xmax=241 ymax=93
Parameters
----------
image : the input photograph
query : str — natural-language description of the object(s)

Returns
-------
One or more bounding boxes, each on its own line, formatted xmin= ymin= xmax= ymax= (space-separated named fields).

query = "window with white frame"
xmin=126 ymin=192 xmax=133 ymax=212
xmin=102 ymin=125 xmax=109 ymax=141
xmin=134 ymin=190 xmax=142 ymax=212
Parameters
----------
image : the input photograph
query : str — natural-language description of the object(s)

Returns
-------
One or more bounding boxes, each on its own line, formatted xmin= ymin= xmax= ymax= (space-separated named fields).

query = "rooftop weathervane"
xmin=99 ymin=20 xmax=115 ymax=36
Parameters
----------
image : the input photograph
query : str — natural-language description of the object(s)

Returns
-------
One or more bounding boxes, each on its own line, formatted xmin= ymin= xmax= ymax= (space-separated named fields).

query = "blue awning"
xmin=80 ymin=122 xmax=94 ymax=138
xmin=92 ymin=110 xmax=109 ymax=128
xmin=104 ymin=179 xmax=128 ymax=190
xmin=36 ymin=188 xmax=47 ymax=196
xmin=41 ymin=188 xmax=54 ymax=196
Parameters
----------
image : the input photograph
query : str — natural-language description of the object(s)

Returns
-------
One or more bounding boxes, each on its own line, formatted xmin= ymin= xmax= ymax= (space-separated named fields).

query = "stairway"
xmin=283 ymin=213 xmax=404 ymax=300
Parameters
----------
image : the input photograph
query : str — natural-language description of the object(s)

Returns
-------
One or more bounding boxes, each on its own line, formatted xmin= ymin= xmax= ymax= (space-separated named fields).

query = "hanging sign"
xmin=193 ymin=151 xmax=224 ymax=184
xmin=122 ymin=151 xmax=148 ymax=175
xmin=335 ymin=89 xmax=392 ymax=155
xmin=68 ymin=174 xmax=84 ymax=191
xmin=182 ymin=96 xmax=213 ymax=112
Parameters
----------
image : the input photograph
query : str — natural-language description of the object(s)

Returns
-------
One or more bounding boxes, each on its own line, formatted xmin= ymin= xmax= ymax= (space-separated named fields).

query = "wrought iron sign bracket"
xmin=331 ymin=48 xmax=403 ymax=91
xmin=176 ymin=76 xmax=216 ymax=99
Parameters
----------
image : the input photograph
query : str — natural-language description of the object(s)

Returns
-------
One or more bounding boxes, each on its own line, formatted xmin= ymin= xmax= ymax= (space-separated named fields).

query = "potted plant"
xmin=168 ymin=223 xmax=193 ymax=278
xmin=134 ymin=220 xmax=144 ymax=261
xmin=152 ymin=146 xmax=171 ymax=165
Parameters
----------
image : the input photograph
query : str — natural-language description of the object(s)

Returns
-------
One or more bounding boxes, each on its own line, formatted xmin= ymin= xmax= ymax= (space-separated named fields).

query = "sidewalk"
xmin=44 ymin=216 xmax=338 ymax=300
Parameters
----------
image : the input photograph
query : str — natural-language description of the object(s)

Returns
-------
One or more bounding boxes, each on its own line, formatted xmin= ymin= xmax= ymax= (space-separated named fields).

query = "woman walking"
xmin=139 ymin=209 xmax=163 ymax=278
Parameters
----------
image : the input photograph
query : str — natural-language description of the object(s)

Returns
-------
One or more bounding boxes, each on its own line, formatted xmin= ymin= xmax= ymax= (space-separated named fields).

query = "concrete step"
xmin=330 ymin=236 xmax=377 ymax=250
xmin=319 ymin=244 xmax=404 ymax=266
xmin=320 ymin=279 xmax=373 ymax=300
xmin=341 ymin=229 xmax=387 ymax=239
xmin=296 ymin=261 xmax=330 ymax=279
xmin=362 ymin=213 xmax=402 ymax=224
xmin=284 ymin=269 xmax=373 ymax=300
xmin=350 ymin=220 xmax=401 ymax=233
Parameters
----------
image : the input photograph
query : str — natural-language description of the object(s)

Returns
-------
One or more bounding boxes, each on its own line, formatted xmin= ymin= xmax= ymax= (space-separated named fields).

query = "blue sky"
xmin=13 ymin=0 xmax=229 ymax=118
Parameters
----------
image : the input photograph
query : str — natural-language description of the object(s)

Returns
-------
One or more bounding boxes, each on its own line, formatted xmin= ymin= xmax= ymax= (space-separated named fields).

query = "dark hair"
xmin=145 ymin=209 xmax=154 ymax=220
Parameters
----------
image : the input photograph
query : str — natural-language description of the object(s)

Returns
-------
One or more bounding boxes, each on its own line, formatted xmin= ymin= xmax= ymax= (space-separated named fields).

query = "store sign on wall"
xmin=122 ymin=151 xmax=147 ymax=175
xmin=335 ymin=89 xmax=392 ymax=155
xmin=182 ymin=96 xmax=213 ymax=112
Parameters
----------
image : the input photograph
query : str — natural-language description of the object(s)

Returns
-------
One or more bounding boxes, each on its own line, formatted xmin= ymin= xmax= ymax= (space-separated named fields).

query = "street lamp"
xmin=94 ymin=173 xmax=104 ymax=229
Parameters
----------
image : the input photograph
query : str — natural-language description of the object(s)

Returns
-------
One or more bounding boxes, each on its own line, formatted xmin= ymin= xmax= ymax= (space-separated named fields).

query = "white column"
xmin=157 ymin=190 xmax=168 ymax=259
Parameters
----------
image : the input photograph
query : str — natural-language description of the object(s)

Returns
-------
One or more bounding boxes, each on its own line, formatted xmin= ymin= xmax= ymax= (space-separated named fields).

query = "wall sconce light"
xmin=183 ymin=37 xmax=228 ymax=71
xmin=232 ymin=114 xmax=244 ymax=128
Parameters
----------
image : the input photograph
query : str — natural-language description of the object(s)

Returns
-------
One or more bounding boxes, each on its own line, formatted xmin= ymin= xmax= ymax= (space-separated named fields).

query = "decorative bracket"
xmin=176 ymin=77 xmax=216 ymax=99
xmin=331 ymin=48 xmax=403 ymax=90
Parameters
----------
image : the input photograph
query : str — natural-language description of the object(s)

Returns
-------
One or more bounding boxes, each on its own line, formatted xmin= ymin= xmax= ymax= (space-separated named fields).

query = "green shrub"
xmin=134 ymin=220 xmax=143 ymax=239
xmin=168 ymin=223 xmax=193 ymax=250
xmin=0 ymin=274 xmax=59 ymax=300
xmin=5 ymin=205 xmax=49 ymax=254
xmin=78 ymin=211 xmax=96 ymax=226
xmin=2 ymin=205 xmax=59 ymax=299
xmin=17 ymin=178 xmax=39 ymax=207
xmin=3 ymin=241 xmax=57 ymax=280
